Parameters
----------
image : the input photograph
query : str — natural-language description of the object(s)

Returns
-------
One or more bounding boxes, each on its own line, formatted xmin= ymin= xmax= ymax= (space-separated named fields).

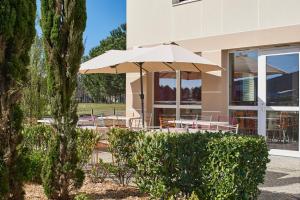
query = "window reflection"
xmin=180 ymin=109 xmax=201 ymax=120
xmin=266 ymin=54 xmax=299 ymax=106
xmin=229 ymin=51 xmax=258 ymax=106
xmin=154 ymin=108 xmax=176 ymax=126
xmin=181 ymin=72 xmax=201 ymax=105
xmin=154 ymin=72 xmax=176 ymax=105
xmin=230 ymin=110 xmax=258 ymax=135
xmin=267 ymin=111 xmax=299 ymax=151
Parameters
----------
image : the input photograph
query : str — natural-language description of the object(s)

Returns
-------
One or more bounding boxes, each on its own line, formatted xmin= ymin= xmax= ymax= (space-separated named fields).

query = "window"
xmin=153 ymin=71 xmax=202 ymax=126
xmin=181 ymin=72 xmax=201 ymax=105
xmin=154 ymin=72 xmax=176 ymax=105
xmin=229 ymin=51 xmax=258 ymax=106
xmin=266 ymin=54 xmax=299 ymax=106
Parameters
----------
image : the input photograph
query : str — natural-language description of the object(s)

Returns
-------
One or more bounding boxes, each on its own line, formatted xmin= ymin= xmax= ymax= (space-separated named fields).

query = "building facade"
xmin=126 ymin=0 xmax=300 ymax=157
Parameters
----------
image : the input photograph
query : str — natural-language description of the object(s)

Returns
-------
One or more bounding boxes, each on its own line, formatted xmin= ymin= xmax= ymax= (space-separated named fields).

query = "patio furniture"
xmin=80 ymin=43 xmax=222 ymax=127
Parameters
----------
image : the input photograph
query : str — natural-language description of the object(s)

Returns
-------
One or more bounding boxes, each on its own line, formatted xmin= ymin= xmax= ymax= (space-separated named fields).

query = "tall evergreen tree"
xmin=0 ymin=1 xmax=36 ymax=199
xmin=40 ymin=0 xmax=87 ymax=199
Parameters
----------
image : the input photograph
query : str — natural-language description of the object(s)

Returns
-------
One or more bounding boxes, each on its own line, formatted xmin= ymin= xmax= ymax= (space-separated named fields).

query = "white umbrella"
xmin=80 ymin=43 xmax=223 ymax=127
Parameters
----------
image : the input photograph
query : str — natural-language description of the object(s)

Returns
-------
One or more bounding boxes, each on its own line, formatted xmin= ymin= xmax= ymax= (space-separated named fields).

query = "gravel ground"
xmin=25 ymin=179 xmax=148 ymax=200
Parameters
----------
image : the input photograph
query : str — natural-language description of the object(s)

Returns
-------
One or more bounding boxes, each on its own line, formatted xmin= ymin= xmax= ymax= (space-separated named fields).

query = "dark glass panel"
xmin=266 ymin=54 xmax=299 ymax=106
xmin=180 ymin=72 xmax=201 ymax=105
xmin=230 ymin=51 xmax=258 ymax=106
xmin=154 ymin=72 xmax=176 ymax=105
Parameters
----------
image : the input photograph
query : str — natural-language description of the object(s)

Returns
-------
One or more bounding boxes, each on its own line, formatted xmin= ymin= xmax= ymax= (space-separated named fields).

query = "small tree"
xmin=22 ymin=35 xmax=48 ymax=121
xmin=40 ymin=0 xmax=87 ymax=199
xmin=0 ymin=0 xmax=36 ymax=199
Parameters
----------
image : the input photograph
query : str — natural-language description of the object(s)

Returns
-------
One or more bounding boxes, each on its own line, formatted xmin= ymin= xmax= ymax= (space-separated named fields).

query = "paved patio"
xmin=259 ymin=155 xmax=300 ymax=200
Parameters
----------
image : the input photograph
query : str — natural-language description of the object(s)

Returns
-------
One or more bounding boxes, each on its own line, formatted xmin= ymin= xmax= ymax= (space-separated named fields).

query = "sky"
xmin=36 ymin=0 xmax=127 ymax=55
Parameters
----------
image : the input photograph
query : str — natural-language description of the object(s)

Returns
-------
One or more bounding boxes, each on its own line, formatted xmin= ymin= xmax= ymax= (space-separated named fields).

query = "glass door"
xmin=258 ymin=48 xmax=300 ymax=156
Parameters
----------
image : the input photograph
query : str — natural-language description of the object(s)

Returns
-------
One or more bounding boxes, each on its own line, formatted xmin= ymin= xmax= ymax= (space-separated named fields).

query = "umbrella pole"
xmin=139 ymin=63 xmax=145 ymax=128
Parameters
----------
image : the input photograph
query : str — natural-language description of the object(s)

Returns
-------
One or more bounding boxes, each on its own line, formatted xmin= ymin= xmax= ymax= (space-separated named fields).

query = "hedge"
xmin=134 ymin=132 xmax=269 ymax=199
xmin=21 ymin=124 xmax=100 ymax=183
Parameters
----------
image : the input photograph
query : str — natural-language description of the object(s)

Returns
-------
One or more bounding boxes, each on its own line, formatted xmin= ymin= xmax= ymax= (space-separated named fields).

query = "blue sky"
xmin=36 ymin=0 xmax=126 ymax=55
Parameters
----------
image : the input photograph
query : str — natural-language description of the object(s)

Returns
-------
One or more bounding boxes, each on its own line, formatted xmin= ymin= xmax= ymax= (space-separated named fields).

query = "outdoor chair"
xmin=159 ymin=116 xmax=176 ymax=129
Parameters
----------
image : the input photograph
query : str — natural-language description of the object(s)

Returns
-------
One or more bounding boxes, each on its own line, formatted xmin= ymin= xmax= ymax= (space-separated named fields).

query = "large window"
xmin=266 ymin=54 xmax=299 ymax=106
xmin=154 ymin=72 xmax=176 ymax=105
xmin=153 ymin=71 xmax=202 ymax=126
xmin=181 ymin=72 xmax=201 ymax=105
xmin=229 ymin=51 xmax=258 ymax=106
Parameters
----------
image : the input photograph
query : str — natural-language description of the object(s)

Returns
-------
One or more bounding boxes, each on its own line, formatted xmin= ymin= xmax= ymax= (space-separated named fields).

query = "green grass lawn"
xmin=77 ymin=103 xmax=125 ymax=116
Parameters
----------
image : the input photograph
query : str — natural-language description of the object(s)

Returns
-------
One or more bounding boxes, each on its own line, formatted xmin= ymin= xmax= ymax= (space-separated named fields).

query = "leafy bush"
xmin=205 ymin=135 xmax=269 ymax=199
xmin=77 ymin=128 xmax=101 ymax=166
xmin=106 ymin=128 xmax=141 ymax=185
xmin=74 ymin=193 xmax=91 ymax=200
xmin=89 ymin=159 xmax=110 ymax=183
xmin=21 ymin=125 xmax=100 ymax=184
xmin=134 ymin=132 xmax=269 ymax=199
xmin=21 ymin=125 xmax=53 ymax=183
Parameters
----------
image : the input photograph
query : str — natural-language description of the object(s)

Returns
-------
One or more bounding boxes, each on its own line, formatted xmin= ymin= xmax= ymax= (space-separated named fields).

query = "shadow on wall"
xmin=129 ymin=76 xmax=143 ymax=117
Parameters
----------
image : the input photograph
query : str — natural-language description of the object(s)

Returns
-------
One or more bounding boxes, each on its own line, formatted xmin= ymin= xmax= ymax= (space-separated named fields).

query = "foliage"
xmin=40 ymin=0 xmax=87 ymax=198
xmin=20 ymin=125 xmax=53 ymax=184
xmin=134 ymin=132 xmax=269 ymax=199
xmin=205 ymin=135 xmax=269 ymax=200
xmin=74 ymin=193 xmax=91 ymax=200
xmin=81 ymin=24 xmax=126 ymax=103
xmin=89 ymin=159 xmax=110 ymax=183
xmin=20 ymin=150 xmax=44 ymax=183
xmin=189 ymin=192 xmax=200 ymax=200
xmin=22 ymin=124 xmax=53 ymax=152
xmin=20 ymin=124 xmax=99 ymax=187
xmin=77 ymin=128 xmax=101 ymax=167
xmin=0 ymin=0 xmax=36 ymax=199
xmin=21 ymin=35 xmax=48 ymax=120
xmin=90 ymin=128 xmax=140 ymax=186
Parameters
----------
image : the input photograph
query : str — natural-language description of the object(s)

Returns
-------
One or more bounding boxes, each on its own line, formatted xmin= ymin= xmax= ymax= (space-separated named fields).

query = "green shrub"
xmin=21 ymin=125 xmax=53 ymax=183
xmin=22 ymin=124 xmax=53 ymax=152
xmin=205 ymin=135 xmax=269 ymax=199
xmin=74 ymin=193 xmax=91 ymax=200
xmin=134 ymin=132 xmax=269 ymax=199
xmin=89 ymin=159 xmax=110 ymax=183
xmin=106 ymin=128 xmax=141 ymax=185
xmin=77 ymin=128 xmax=101 ymax=167
xmin=21 ymin=125 xmax=100 ymax=184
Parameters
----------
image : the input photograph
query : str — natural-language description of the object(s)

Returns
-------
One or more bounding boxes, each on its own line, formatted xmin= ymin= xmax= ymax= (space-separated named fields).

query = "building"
xmin=126 ymin=0 xmax=300 ymax=157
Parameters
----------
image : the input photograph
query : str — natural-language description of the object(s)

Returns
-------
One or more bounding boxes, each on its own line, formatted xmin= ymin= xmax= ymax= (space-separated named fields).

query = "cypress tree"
xmin=40 ymin=0 xmax=87 ymax=199
xmin=0 ymin=1 xmax=36 ymax=199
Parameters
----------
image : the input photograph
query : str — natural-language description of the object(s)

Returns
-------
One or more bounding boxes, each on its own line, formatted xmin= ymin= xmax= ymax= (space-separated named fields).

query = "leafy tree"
xmin=0 ymin=1 xmax=36 ymax=199
xmin=40 ymin=0 xmax=87 ymax=199
xmin=81 ymin=24 xmax=126 ymax=103
xmin=21 ymin=35 xmax=48 ymax=121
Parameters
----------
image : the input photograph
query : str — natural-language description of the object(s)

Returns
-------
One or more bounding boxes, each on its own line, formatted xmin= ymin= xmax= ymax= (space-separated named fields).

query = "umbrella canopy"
xmin=79 ymin=43 xmax=223 ymax=127
xmin=80 ymin=44 xmax=223 ymax=75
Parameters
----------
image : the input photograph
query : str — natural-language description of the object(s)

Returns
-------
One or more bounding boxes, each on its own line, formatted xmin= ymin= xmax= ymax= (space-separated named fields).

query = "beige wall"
xmin=127 ymin=0 xmax=300 ymax=48
xmin=126 ymin=0 xmax=300 ymax=120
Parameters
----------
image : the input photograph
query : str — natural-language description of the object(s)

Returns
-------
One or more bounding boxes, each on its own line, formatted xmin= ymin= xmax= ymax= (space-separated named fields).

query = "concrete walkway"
xmin=259 ymin=155 xmax=300 ymax=200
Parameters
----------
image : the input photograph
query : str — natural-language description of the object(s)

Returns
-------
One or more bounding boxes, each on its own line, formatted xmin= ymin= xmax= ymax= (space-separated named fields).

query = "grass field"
xmin=77 ymin=103 xmax=125 ymax=116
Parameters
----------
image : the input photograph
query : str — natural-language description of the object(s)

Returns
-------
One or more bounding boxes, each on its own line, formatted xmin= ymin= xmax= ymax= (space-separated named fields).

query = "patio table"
xmin=168 ymin=120 xmax=229 ymax=127
xmin=98 ymin=116 xmax=141 ymax=127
